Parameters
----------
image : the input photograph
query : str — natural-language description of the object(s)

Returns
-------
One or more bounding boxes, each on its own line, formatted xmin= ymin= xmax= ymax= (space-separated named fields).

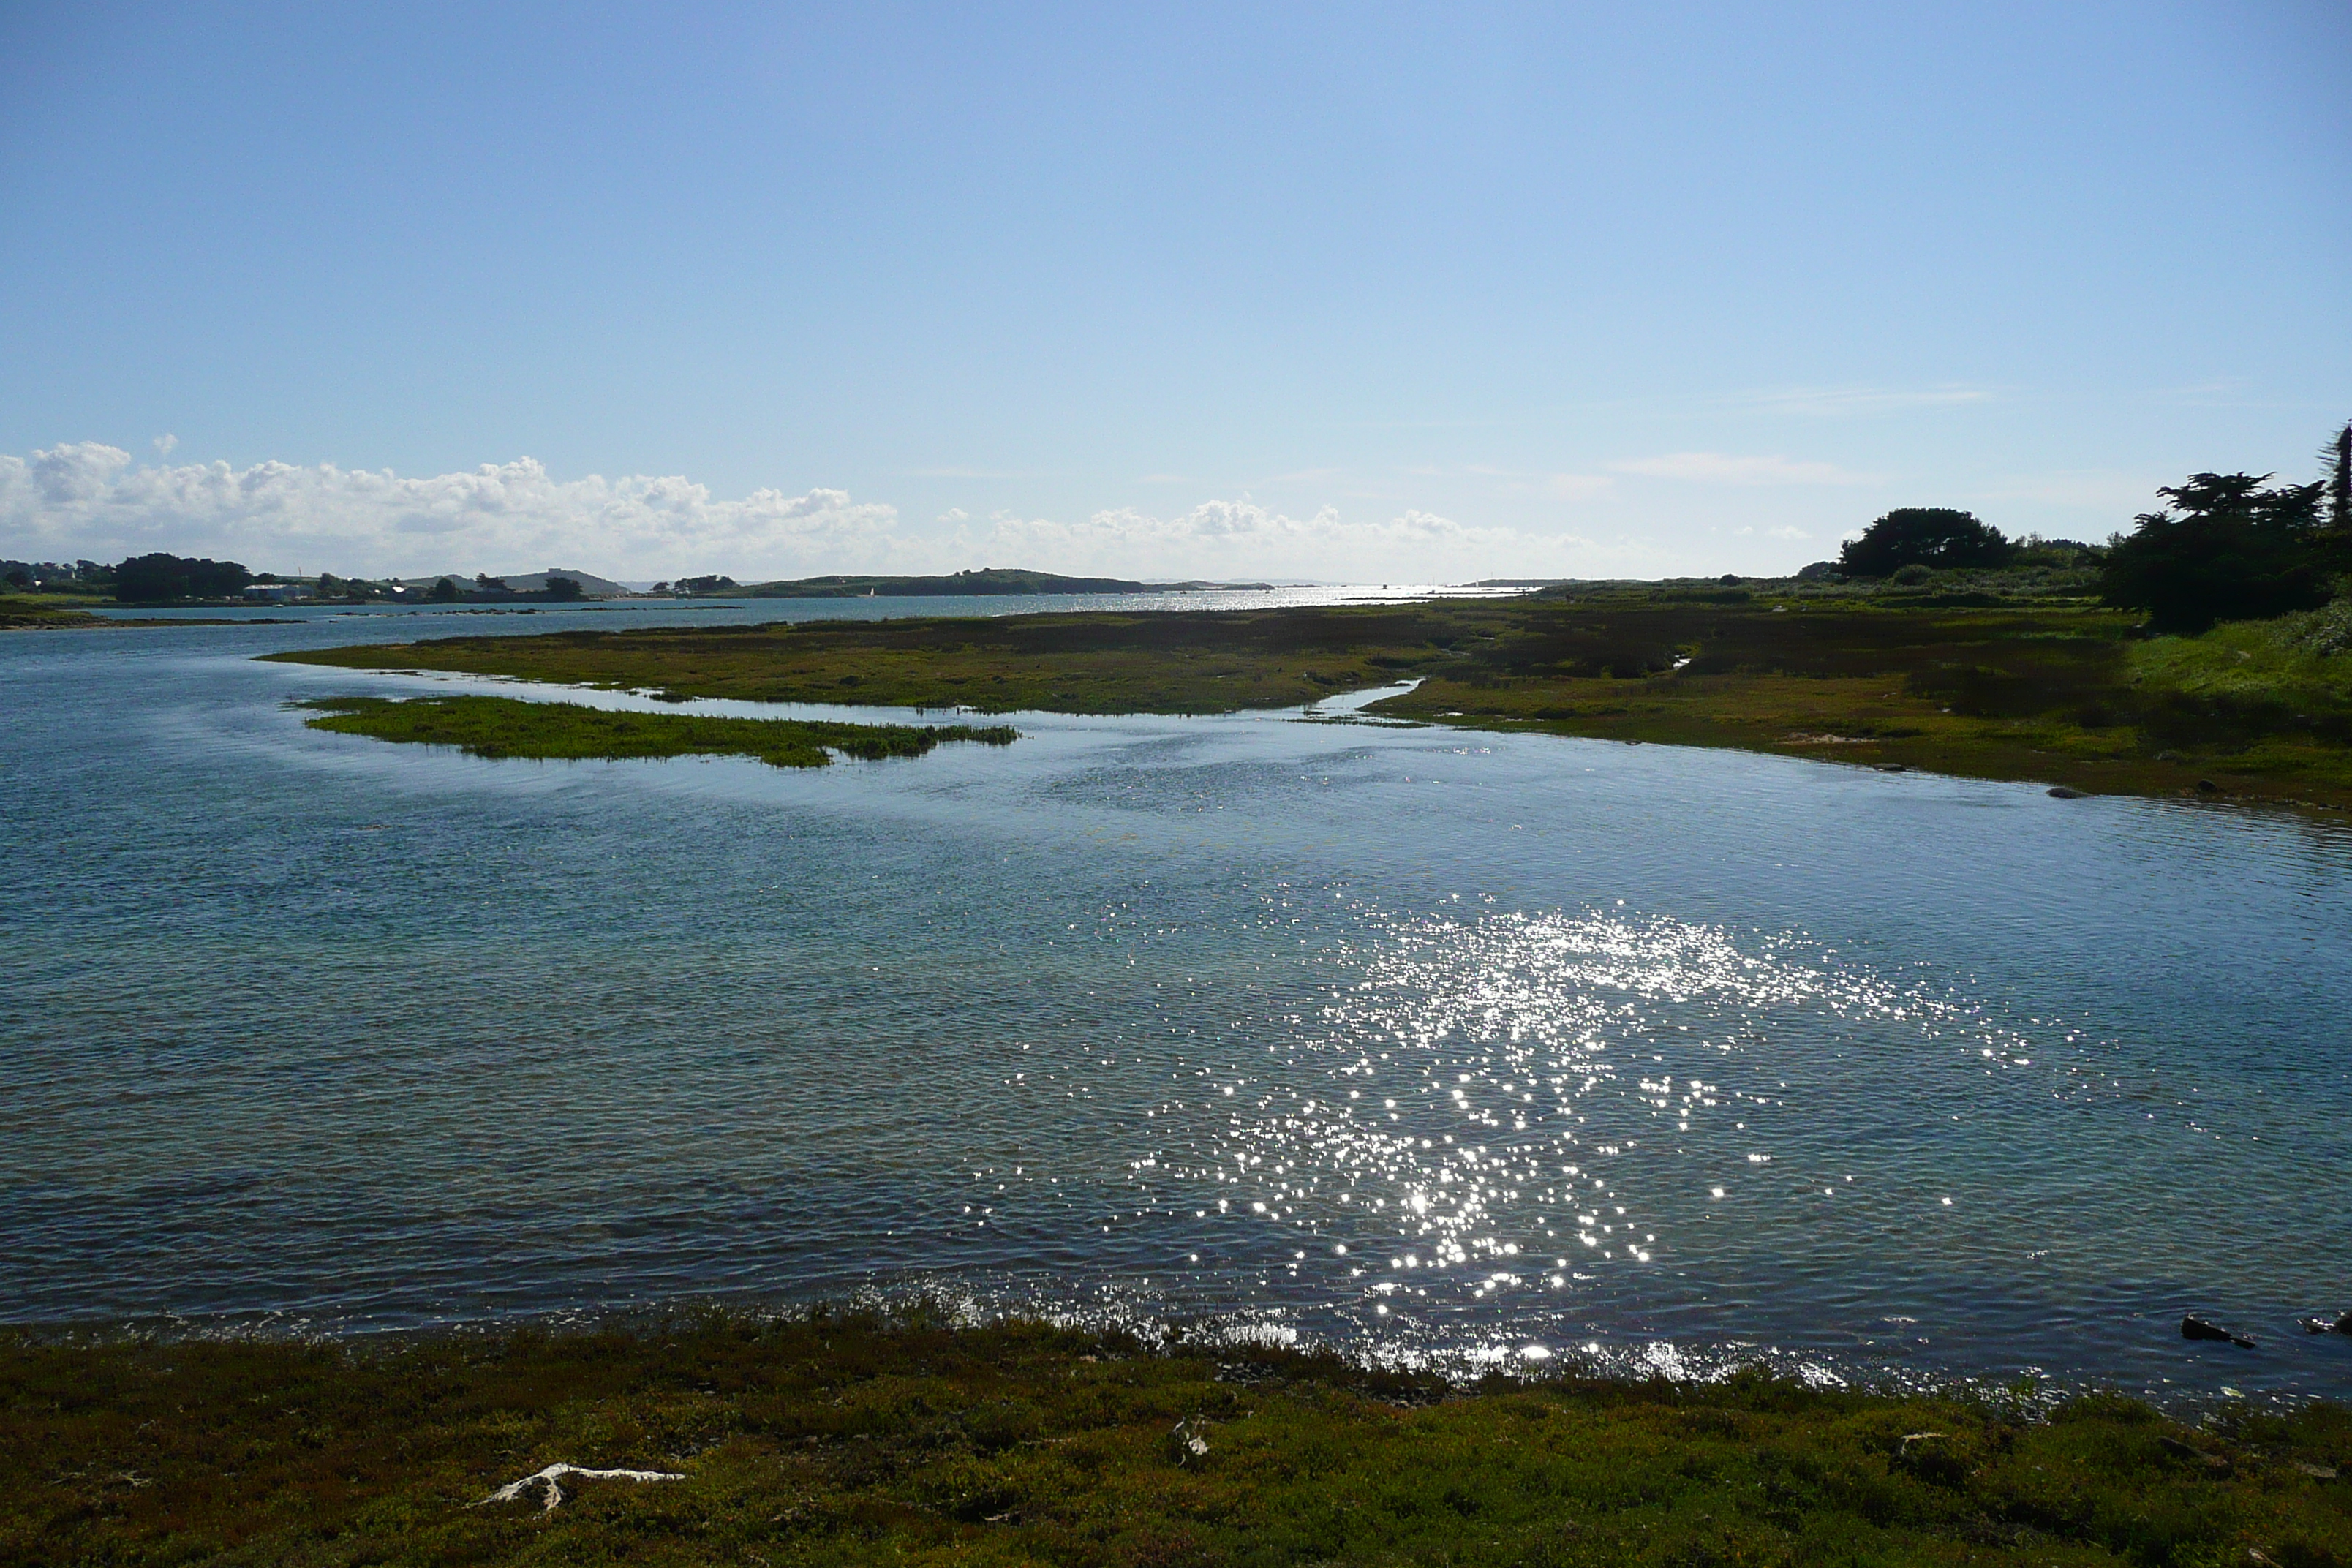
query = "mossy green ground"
xmin=268 ymin=608 xmax=1439 ymax=716
xmin=4 ymin=1315 xmax=2345 ymax=1567
xmin=0 ymin=594 xmax=107 ymax=628
xmin=295 ymin=695 xmax=1018 ymax=768
xmin=1376 ymin=602 xmax=2352 ymax=809
xmin=270 ymin=597 xmax=2352 ymax=810
xmin=3 ymin=595 xmax=266 ymax=629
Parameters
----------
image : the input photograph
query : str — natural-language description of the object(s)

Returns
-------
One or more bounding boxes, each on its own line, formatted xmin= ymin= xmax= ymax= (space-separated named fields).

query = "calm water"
xmin=5 ymin=592 xmax=2351 ymax=1406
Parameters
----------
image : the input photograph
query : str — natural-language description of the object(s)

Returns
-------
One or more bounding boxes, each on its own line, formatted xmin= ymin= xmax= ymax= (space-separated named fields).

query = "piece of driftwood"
xmin=476 ymin=1463 xmax=685 ymax=1513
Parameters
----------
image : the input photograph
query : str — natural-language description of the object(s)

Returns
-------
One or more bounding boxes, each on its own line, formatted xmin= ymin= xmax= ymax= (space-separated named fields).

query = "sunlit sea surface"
xmin=5 ymin=590 xmax=2351 ymax=1408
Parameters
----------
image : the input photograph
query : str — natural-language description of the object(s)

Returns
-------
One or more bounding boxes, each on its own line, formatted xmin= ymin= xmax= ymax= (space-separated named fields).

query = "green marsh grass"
xmin=267 ymin=596 xmax=2352 ymax=809
xmin=4 ymin=1313 xmax=2345 ymax=1567
xmin=0 ymin=595 xmax=106 ymax=629
xmin=295 ymin=695 xmax=1018 ymax=769
xmin=267 ymin=607 xmax=1448 ymax=715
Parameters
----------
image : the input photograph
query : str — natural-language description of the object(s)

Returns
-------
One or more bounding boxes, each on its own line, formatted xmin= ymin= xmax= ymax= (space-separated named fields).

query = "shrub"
xmin=2013 ymin=535 xmax=2101 ymax=570
xmin=1839 ymin=509 xmax=2012 ymax=577
xmin=2284 ymin=598 xmax=2352 ymax=657
xmin=2099 ymin=472 xmax=2335 ymax=634
xmin=112 ymin=552 xmax=252 ymax=601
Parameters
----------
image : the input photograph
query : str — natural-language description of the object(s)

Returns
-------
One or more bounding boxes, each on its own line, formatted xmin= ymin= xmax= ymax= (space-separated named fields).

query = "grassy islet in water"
xmin=295 ymin=694 xmax=1018 ymax=769
xmin=1 ymin=593 xmax=108 ymax=629
xmin=267 ymin=593 xmax=2352 ymax=808
xmin=4 ymin=1313 xmax=2347 ymax=1567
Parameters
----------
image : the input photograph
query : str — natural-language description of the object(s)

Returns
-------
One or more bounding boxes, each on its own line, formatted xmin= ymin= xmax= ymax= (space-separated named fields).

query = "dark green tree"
xmin=542 ymin=575 xmax=583 ymax=600
xmin=112 ymin=552 xmax=252 ymax=601
xmin=1837 ymin=508 xmax=2011 ymax=577
xmin=427 ymin=576 xmax=461 ymax=602
xmin=2098 ymin=472 xmax=2333 ymax=634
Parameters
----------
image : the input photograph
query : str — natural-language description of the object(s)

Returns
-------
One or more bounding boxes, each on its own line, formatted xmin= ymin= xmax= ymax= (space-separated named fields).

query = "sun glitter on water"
xmin=1127 ymin=905 xmax=2034 ymax=1324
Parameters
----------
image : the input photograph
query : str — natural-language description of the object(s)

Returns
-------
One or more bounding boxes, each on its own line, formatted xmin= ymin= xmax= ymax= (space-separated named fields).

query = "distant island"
xmin=0 ymin=554 xmax=631 ymax=608
xmin=4 ymin=555 xmax=1286 ymax=610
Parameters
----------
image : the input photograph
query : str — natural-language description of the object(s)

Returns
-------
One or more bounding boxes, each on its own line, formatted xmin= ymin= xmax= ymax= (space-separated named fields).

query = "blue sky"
xmin=2 ymin=1 xmax=2345 ymax=581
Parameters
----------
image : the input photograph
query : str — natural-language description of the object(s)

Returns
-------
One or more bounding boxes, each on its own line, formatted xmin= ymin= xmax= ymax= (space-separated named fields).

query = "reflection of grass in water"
xmin=265 ymin=596 xmax=2352 ymax=806
xmin=295 ymin=694 xmax=1017 ymax=768
xmin=5 ymin=1312 xmax=2346 ymax=1565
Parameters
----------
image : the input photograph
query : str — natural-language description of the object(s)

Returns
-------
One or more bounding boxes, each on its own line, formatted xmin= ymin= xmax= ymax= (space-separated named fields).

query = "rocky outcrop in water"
xmin=2182 ymin=1313 xmax=2255 ymax=1348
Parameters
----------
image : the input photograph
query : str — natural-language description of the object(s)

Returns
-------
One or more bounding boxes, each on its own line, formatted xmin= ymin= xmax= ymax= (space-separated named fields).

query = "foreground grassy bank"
xmin=295 ymin=695 xmax=1019 ymax=769
xmin=4 ymin=1314 xmax=2345 ymax=1567
xmin=268 ymin=595 xmax=2352 ymax=808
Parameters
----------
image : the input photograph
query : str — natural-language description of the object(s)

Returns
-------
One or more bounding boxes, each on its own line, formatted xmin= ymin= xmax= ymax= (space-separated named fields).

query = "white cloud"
xmin=1610 ymin=451 xmax=1872 ymax=486
xmin=1 ymin=445 xmax=1643 ymax=582
xmin=152 ymin=434 xmax=178 ymax=457
xmin=0 ymin=445 xmax=898 ymax=578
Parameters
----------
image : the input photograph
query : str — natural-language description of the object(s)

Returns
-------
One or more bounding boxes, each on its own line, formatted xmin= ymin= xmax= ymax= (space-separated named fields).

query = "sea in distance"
xmin=4 ymin=589 xmax=2350 ymax=1409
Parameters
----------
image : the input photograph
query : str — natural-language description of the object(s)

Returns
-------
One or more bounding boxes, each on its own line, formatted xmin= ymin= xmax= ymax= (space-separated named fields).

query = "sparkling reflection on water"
xmin=3 ymin=595 xmax=2350 ymax=1407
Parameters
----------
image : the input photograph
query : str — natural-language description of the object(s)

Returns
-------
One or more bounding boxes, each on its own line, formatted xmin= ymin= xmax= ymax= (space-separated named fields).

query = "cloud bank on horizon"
xmin=1 ymin=443 xmax=895 ymax=581
xmin=1 ymin=441 xmax=1812 ymax=583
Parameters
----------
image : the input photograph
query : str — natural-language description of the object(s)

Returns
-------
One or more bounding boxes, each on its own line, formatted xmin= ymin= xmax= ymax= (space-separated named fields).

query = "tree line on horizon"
xmin=0 ymin=558 xmax=589 ymax=604
xmin=1828 ymin=418 xmax=2351 ymax=633
xmin=12 ymin=421 xmax=2349 ymax=632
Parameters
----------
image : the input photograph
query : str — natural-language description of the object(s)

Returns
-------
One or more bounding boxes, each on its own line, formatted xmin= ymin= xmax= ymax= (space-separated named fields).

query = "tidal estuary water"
xmin=5 ymin=592 xmax=2351 ymax=1407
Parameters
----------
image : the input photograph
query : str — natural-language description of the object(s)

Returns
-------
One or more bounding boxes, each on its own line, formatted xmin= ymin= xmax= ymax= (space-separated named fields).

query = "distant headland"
xmin=0 ymin=556 xmax=1277 ymax=614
